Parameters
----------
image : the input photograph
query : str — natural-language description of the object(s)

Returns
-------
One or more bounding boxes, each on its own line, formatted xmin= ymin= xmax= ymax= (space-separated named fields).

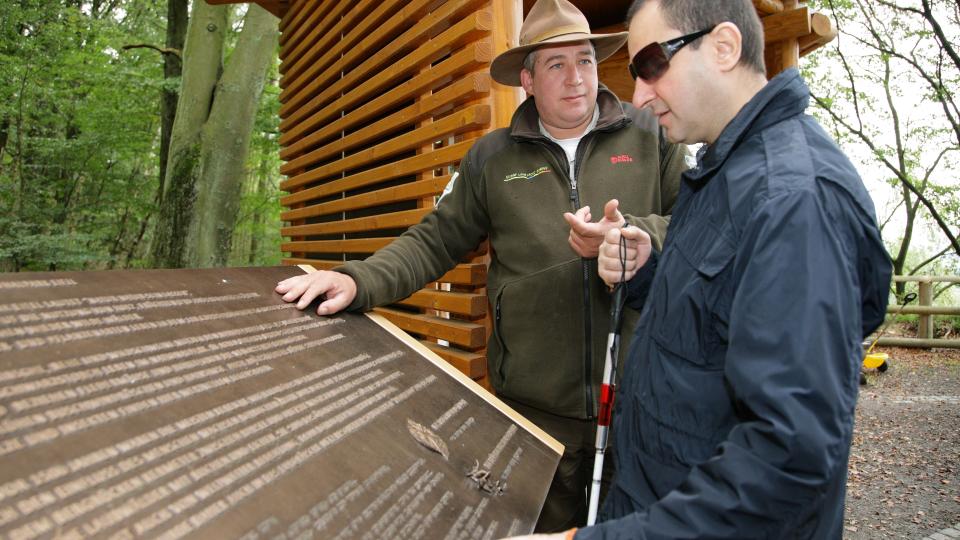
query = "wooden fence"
xmin=876 ymin=276 xmax=960 ymax=349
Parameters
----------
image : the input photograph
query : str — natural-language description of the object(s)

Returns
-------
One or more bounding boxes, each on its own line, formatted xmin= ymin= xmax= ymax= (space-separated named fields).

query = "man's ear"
xmin=520 ymin=68 xmax=535 ymax=95
xmin=710 ymin=22 xmax=743 ymax=72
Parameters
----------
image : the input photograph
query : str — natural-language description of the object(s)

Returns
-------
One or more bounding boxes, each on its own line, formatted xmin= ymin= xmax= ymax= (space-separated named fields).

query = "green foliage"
xmin=803 ymin=0 xmax=960 ymax=277
xmin=0 ymin=0 xmax=282 ymax=272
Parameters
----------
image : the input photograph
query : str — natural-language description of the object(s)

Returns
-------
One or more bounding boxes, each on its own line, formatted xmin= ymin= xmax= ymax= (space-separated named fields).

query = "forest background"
xmin=0 ymin=0 xmax=957 ymax=305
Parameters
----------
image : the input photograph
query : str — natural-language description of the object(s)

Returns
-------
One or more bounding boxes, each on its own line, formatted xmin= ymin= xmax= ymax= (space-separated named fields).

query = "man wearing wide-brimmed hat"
xmin=275 ymin=0 xmax=688 ymax=531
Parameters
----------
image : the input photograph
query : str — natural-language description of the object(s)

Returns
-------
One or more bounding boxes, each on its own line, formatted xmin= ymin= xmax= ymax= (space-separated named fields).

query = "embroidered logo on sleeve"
xmin=437 ymin=171 xmax=459 ymax=204
xmin=504 ymin=166 xmax=551 ymax=182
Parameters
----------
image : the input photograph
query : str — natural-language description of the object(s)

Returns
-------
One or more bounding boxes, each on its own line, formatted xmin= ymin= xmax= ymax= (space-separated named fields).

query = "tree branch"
xmin=810 ymin=90 xmax=960 ymax=258
xmin=122 ymin=43 xmax=182 ymax=60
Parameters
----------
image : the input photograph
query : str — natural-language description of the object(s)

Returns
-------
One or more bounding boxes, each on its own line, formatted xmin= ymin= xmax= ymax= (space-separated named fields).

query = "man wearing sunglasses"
xmin=520 ymin=1 xmax=890 ymax=539
xmin=276 ymin=0 xmax=689 ymax=532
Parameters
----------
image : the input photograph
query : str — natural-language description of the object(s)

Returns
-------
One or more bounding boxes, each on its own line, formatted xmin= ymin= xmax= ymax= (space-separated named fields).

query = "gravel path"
xmin=844 ymin=346 xmax=960 ymax=538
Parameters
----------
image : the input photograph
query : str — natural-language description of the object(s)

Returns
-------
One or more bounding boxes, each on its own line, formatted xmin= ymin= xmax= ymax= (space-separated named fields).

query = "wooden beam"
xmin=374 ymin=307 xmax=488 ymax=348
xmin=429 ymin=263 xmax=487 ymax=286
xmin=278 ymin=0 xmax=309 ymax=39
xmin=280 ymin=177 xmax=448 ymax=218
xmin=398 ymin=289 xmax=487 ymax=317
xmin=799 ymin=12 xmax=837 ymax=57
xmin=282 ymin=104 xmax=488 ymax=187
xmin=490 ymin=0 xmax=523 ymax=128
xmin=280 ymin=1 xmax=374 ymax=77
xmin=752 ymin=0 xmax=784 ymax=16
xmin=420 ymin=341 xmax=486 ymax=379
xmin=282 ymin=260 xmax=487 ymax=288
xmin=281 ymin=258 xmax=340 ymax=270
xmin=762 ymin=5 xmax=810 ymax=44
xmin=279 ymin=138 xmax=473 ymax=196
xmin=281 ymin=208 xmax=433 ymax=236
xmin=279 ymin=52 xmax=488 ymax=157
xmin=280 ymin=3 xmax=491 ymax=123
xmin=279 ymin=41 xmax=491 ymax=147
xmin=280 ymin=74 xmax=487 ymax=168
xmin=280 ymin=238 xmax=395 ymax=254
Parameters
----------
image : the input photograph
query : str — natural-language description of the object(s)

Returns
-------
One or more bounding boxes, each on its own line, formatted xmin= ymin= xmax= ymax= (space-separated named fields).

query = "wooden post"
xmin=779 ymin=0 xmax=800 ymax=71
xmin=918 ymin=279 xmax=933 ymax=339
xmin=490 ymin=0 xmax=523 ymax=127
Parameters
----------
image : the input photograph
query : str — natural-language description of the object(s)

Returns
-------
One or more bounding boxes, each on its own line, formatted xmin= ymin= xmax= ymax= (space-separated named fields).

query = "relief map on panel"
xmin=0 ymin=266 xmax=560 ymax=539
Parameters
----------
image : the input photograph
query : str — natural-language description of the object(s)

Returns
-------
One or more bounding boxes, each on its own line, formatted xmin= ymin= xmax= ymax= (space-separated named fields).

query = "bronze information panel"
xmin=0 ymin=266 xmax=561 ymax=539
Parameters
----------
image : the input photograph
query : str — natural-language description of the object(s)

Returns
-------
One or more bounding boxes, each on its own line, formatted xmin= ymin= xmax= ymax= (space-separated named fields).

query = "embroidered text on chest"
xmin=504 ymin=166 xmax=551 ymax=182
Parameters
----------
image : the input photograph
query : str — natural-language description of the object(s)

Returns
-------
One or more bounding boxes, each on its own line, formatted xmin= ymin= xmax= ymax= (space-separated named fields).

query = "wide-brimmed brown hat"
xmin=490 ymin=0 xmax=628 ymax=87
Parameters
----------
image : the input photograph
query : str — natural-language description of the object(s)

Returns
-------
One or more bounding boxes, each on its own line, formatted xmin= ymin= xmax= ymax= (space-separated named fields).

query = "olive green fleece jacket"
xmin=337 ymin=86 xmax=687 ymax=419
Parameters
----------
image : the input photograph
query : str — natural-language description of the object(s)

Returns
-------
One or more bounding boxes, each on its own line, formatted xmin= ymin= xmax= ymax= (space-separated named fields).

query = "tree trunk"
xmin=149 ymin=2 xmax=277 ymax=268
xmin=192 ymin=5 xmax=277 ymax=267
xmin=247 ymin=152 xmax=272 ymax=265
xmin=0 ymin=115 xmax=8 ymax=164
xmin=158 ymin=0 xmax=189 ymax=204
xmin=149 ymin=1 xmax=227 ymax=268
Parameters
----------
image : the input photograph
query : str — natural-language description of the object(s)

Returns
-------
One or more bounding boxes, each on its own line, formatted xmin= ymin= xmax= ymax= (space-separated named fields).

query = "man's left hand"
xmin=563 ymin=199 xmax=626 ymax=258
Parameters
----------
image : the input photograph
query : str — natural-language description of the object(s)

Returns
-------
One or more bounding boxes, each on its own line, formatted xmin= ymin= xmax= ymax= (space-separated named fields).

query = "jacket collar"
xmin=686 ymin=68 xmax=809 ymax=185
xmin=509 ymin=84 xmax=629 ymax=140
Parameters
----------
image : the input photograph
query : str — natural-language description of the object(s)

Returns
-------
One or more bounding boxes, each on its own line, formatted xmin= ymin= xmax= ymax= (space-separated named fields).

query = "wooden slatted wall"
xmin=275 ymin=0 xmax=522 ymax=387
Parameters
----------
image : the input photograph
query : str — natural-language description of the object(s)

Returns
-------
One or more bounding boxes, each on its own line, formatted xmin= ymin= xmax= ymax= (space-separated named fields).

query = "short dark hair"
xmin=626 ymin=0 xmax=765 ymax=74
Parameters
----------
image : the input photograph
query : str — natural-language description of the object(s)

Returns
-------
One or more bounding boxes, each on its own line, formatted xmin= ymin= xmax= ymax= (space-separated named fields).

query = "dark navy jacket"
xmin=577 ymin=69 xmax=891 ymax=539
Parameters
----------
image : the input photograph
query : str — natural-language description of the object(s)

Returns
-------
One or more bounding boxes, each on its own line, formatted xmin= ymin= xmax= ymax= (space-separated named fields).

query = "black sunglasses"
xmin=628 ymin=25 xmax=716 ymax=82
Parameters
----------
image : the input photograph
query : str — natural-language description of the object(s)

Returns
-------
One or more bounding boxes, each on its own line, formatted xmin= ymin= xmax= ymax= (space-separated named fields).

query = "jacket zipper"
xmin=572 ymin=136 xmax=595 ymax=419
xmin=534 ymin=136 xmax=598 ymax=419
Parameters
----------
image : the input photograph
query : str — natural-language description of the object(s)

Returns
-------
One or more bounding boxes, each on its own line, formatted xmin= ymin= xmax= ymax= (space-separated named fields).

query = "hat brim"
xmin=490 ymin=31 xmax=628 ymax=87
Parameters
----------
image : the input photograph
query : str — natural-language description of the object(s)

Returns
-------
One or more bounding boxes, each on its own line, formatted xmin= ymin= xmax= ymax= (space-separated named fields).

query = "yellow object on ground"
xmin=863 ymin=352 xmax=889 ymax=369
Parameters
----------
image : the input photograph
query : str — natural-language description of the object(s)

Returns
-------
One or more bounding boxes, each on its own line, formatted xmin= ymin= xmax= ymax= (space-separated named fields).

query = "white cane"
xmin=587 ymin=227 xmax=629 ymax=525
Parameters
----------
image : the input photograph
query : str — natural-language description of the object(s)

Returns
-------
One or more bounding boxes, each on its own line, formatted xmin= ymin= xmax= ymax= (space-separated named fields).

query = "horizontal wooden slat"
xmin=282 ymin=173 xmax=447 ymax=213
xmin=282 ymin=240 xmax=488 ymax=265
xmin=280 ymin=5 xmax=492 ymax=131
xmin=374 ymin=307 xmax=487 ymax=348
xmin=282 ymin=103 xmax=487 ymax=193
xmin=280 ymin=0 xmax=384 ymax=81
xmin=281 ymin=258 xmax=340 ymax=270
xmin=398 ymin=288 xmax=487 ymax=317
xmin=279 ymin=261 xmax=487 ymax=288
xmin=280 ymin=138 xmax=473 ymax=195
xmin=421 ymin=340 xmax=487 ymax=379
xmin=279 ymin=1 xmax=340 ymax=50
xmin=281 ymin=0 xmax=487 ymax=116
xmin=463 ymin=241 xmax=489 ymax=260
xmin=281 ymin=0 xmax=424 ymax=89
xmin=281 ymin=73 xmax=488 ymax=167
xmin=762 ymin=6 xmax=809 ymax=43
xmin=280 ymin=43 xmax=491 ymax=150
xmin=278 ymin=0 xmax=306 ymax=35
xmin=431 ymin=263 xmax=487 ymax=286
xmin=282 ymin=208 xmax=432 ymax=236
xmin=280 ymin=186 xmax=449 ymax=226
xmin=281 ymin=238 xmax=394 ymax=254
